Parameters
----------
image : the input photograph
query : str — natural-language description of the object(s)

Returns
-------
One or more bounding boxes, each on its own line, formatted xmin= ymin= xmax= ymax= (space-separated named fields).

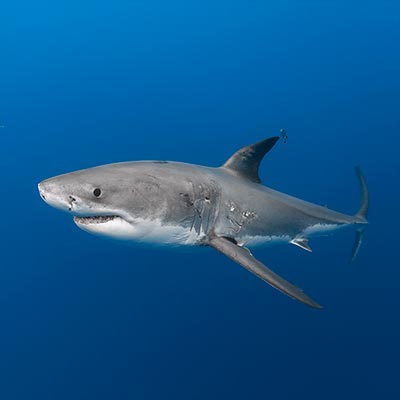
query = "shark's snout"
xmin=38 ymin=182 xmax=46 ymax=201
xmin=38 ymin=179 xmax=72 ymax=213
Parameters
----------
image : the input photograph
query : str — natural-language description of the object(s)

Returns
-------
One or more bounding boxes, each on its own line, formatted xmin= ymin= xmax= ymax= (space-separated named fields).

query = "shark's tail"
xmin=354 ymin=166 xmax=369 ymax=222
xmin=349 ymin=166 xmax=369 ymax=263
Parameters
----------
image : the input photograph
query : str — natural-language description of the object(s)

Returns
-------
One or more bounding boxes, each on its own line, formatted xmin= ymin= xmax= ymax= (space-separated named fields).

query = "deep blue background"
xmin=1 ymin=1 xmax=399 ymax=399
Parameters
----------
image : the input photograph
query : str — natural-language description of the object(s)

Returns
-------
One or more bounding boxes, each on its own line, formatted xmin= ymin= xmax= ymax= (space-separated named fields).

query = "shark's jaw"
xmin=73 ymin=215 xmax=139 ymax=240
xmin=73 ymin=215 xmax=119 ymax=225
xmin=73 ymin=214 xmax=201 ymax=246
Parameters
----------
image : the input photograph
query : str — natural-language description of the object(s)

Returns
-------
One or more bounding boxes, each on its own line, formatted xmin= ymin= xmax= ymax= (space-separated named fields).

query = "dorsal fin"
xmin=221 ymin=136 xmax=280 ymax=183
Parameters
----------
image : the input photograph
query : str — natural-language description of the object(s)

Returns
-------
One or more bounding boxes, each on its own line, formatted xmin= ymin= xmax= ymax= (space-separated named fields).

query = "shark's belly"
xmin=237 ymin=233 xmax=292 ymax=247
xmin=235 ymin=222 xmax=343 ymax=248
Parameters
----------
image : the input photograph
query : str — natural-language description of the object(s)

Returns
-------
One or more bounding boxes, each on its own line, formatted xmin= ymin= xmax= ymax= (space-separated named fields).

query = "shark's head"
xmin=38 ymin=162 xmax=166 ymax=241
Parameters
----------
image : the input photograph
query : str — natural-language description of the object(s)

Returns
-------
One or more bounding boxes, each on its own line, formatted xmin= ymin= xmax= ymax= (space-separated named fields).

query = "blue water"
xmin=1 ymin=1 xmax=399 ymax=399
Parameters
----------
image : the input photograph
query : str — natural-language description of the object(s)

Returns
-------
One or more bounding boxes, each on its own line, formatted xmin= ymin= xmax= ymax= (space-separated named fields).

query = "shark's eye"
xmin=93 ymin=188 xmax=101 ymax=197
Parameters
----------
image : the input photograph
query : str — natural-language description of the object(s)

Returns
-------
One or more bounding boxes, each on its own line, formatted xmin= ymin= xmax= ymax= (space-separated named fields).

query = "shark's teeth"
xmin=73 ymin=216 xmax=118 ymax=225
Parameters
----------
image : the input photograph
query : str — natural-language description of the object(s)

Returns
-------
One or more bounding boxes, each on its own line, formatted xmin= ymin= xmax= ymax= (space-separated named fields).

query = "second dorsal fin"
xmin=221 ymin=136 xmax=280 ymax=183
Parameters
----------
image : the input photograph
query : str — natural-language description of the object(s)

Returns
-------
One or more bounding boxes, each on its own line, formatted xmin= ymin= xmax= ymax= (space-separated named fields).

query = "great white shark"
xmin=38 ymin=136 xmax=369 ymax=309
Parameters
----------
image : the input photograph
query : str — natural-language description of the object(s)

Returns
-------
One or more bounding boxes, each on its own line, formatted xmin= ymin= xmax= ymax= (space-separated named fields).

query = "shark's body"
xmin=38 ymin=137 xmax=369 ymax=308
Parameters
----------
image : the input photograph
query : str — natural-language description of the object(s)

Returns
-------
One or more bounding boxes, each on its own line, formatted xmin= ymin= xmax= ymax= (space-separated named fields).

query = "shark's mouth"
xmin=73 ymin=214 xmax=137 ymax=240
xmin=73 ymin=215 xmax=120 ymax=225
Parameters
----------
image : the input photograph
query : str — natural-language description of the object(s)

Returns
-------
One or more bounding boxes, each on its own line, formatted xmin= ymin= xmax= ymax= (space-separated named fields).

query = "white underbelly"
xmin=237 ymin=223 xmax=343 ymax=248
xmin=238 ymin=234 xmax=291 ymax=248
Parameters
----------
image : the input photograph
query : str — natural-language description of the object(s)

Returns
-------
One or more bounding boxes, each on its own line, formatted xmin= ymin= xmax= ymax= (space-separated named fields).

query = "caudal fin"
xmin=349 ymin=166 xmax=369 ymax=263
xmin=349 ymin=228 xmax=364 ymax=263
xmin=355 ymin=166 xmax=369 ymax=222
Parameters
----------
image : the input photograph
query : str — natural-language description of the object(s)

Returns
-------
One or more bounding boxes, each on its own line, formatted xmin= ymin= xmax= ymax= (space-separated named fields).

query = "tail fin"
xmin=355 ymin=166 xmax=369 ymax=222
xmin=349 ymin=166 xmax=369 ymax=263
xmin=349 ymin=228 xmax=364 ymax=263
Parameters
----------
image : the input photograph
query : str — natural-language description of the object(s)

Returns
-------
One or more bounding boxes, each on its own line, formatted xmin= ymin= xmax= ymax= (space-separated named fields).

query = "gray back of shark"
xmin=38 ymin=137 xmax=369 ymax=309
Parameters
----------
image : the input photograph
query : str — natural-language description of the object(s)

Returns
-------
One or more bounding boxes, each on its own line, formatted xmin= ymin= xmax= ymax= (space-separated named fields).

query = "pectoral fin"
xmin=208 ymin=236 xmax=322 ymax=309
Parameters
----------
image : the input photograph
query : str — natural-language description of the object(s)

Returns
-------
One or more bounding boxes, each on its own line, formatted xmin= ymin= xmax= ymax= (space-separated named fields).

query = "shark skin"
xmin=38 ymin=137 xmax=369 ymax=309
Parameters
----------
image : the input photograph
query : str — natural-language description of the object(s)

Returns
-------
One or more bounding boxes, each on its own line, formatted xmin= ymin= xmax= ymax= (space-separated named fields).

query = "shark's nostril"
xmin=41 ymin=193 xmax=46 ymax=200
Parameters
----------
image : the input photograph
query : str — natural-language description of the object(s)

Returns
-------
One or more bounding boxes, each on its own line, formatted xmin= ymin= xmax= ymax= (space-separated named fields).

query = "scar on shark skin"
xmin=38 ymin=135 xmax=369 ymax=309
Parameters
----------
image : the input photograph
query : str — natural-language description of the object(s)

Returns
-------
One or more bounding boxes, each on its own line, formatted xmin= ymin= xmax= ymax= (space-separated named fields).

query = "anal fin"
xmin=208 ymin=236 xmax=322 ymax=309
xmin=290 ymin=237 xmax=312 ymax=252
